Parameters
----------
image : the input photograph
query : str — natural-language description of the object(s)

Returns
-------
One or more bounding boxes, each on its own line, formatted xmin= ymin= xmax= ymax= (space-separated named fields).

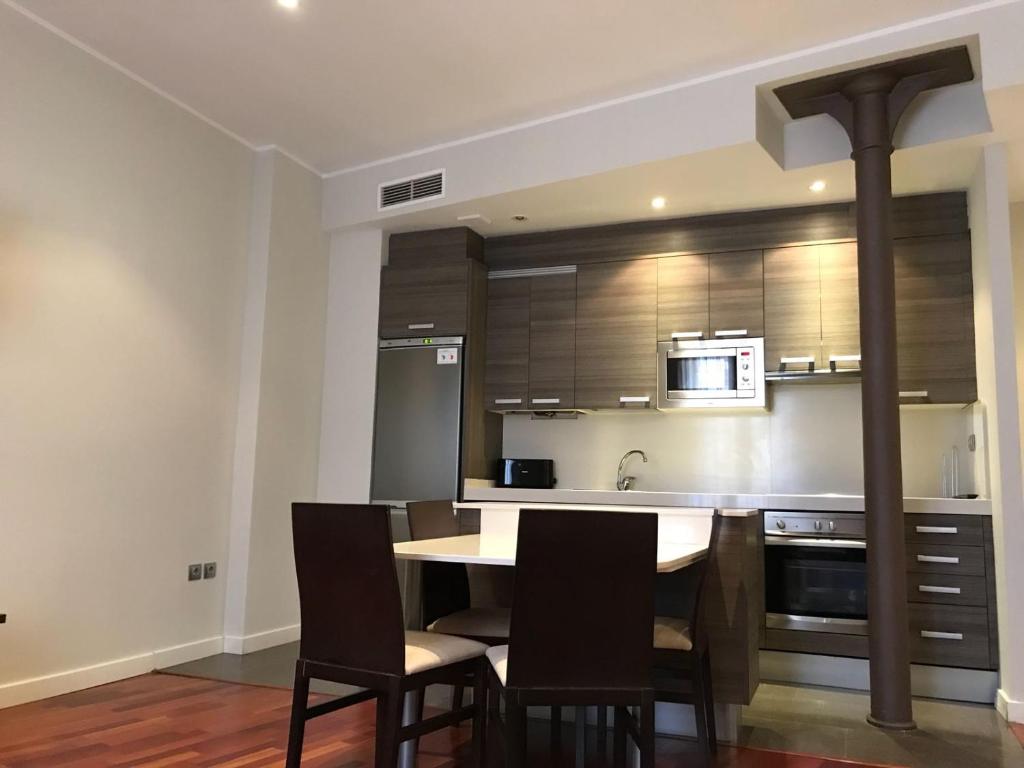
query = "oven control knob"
xmin=829 ymin=520 xmax=837 ymax=532
xmin=814 ymin=520 xmax=822 ymax=531
xmin=742 ymin=363 xmax=750 ymax=370
xmin=775 ymin=519 xmax=786 ymax=530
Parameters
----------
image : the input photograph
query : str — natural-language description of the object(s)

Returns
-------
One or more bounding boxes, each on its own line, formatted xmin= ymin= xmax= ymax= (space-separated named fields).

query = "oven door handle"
xmin=765 ymin=536 xmax=866 ymax=549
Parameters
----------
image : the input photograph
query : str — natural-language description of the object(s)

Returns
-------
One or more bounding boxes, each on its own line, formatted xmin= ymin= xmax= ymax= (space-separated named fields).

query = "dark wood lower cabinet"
xmin=908 ymin=604 xmax=992 ymax=670
xmin=763 ymin=513 xmax=999 ymax=671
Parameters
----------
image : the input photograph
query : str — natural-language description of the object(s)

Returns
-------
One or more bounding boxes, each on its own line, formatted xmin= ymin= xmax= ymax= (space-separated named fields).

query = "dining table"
xmin=391 ymin=528 xmax=709 ymax=767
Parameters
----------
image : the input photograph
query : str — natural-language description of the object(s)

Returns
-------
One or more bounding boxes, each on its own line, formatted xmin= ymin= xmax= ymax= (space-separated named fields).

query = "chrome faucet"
xmin=616 ymin=449 xmax=648 ymax=491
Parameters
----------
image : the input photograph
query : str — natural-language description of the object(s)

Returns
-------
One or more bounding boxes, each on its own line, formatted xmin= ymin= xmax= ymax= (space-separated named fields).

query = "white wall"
xmin=0 ymin=6 xmax=252 ymax=705
xmin=316 ymin=229 xmax=384 ymax=501
xmin=223 ymin=151 xmax=329 ymax=651
xmin=501 ymin=386 xmax=977 ymax=497
xmin=968 ymin=145 xmax=1024 ymax=723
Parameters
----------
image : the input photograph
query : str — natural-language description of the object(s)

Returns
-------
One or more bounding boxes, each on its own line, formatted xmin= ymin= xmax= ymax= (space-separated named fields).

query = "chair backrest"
xmin=405 ymin=500 xmax=471 ymax=625
xmin=291 ymin=503 xmax=406 ymax=675
xmin=689 ymin=512 xmax=724 ymax=646
xmin=406 ymin=499 xmax=460 ymax=540
xmin=506 ymin=508 xmax=657 ymax=690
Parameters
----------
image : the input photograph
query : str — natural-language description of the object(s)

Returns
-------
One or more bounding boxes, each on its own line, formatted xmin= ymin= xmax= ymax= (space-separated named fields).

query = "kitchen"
xmin=367 ymin=188 xmax=1000 ymax=761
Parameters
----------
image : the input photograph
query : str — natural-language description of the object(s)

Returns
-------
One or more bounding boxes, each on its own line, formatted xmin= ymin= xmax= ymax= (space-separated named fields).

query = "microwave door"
xmin=666 ymin=349 xmax=738 ymax=399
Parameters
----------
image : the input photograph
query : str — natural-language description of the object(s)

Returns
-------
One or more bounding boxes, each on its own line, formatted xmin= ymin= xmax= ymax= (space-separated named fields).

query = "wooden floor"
xmin=0 ymin=673 xmax=901 ymax=767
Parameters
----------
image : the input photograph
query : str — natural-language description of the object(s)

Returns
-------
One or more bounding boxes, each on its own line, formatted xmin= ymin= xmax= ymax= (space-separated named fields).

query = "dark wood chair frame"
xmin=487 ymin=508 xmax=659 ymax=768
xmin=286 ymin=503 xmax=487 ymax=768
xmin=650 ymin=511 xmax=724 ymax=765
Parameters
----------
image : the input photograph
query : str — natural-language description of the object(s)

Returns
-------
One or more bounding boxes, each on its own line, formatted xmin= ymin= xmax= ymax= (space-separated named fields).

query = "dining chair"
xmin=286 ymin=503 xmax=488 ymax=768
xmin=650 ymin=511 xmax=724 ymax=765
xmin=486 ymin=508 xmax=658 ymax=768
xmin=406 ymin=500 xmax=512 ymax=645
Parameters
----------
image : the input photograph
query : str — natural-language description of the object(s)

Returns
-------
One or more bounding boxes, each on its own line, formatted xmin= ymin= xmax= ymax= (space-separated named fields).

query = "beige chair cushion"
xmin=426 ymin=606 xmax=511 ymax=639
xmin=405 ymin=630 xmax=487 ymax=675
xmin=485 ymin=644 xmax=509 ymax=686
xmin=654 ymin=616 xmax=693 ymax=651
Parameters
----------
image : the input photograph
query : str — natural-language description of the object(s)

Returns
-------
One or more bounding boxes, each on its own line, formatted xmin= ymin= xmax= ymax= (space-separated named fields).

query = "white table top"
xmin=393 ymin=534 xmax=707 ymax=572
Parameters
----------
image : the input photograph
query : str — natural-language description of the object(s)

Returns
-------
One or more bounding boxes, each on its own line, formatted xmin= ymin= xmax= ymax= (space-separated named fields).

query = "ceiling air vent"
xmin=378 ymin=169 xmax=446 ymax=211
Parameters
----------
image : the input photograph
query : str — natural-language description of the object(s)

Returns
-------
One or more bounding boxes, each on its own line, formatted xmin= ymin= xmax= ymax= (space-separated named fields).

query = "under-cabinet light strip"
xmin=488 ymin=265 xmax=577 ymax=279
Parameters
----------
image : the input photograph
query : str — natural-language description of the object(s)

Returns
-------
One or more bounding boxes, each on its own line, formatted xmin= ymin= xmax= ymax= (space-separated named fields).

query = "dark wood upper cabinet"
xmin=575 ymin=259 xmax=658 ymax=409
xmin=379 ymin=261 xmax=470 ymax=338
xmin=894 ymin=235 xmax=976 ymax=403
xmin=709 ymin=250 xmax=764 ymax=339
xmin=657 ymin=254 xmax=709 ymax=341
xmin=763 ymin=245 xmax=824 ymax=372
xmin=819 ymin=243 xmax=860 ymax=367
xmin=483 ymin=277 xmax=530 ymax=409
xmin=529 ymin=272 xmax=576 ymax=409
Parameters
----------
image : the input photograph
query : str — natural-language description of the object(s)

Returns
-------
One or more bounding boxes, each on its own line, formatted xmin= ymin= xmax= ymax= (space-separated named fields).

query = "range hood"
xmin=766 ymin=355 xmax=862 ymax=384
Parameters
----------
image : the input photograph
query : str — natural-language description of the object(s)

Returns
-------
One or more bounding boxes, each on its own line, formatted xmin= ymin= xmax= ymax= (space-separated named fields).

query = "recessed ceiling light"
xmin=809 ymin=180 xmax=826 ymax=193
xmin=277 ymin=0 xmax=299 ymax=9
xmin=511 ymin=214 xmax=529 ymax=222
xmin=651 ymin=196 xmax=667 ymax=210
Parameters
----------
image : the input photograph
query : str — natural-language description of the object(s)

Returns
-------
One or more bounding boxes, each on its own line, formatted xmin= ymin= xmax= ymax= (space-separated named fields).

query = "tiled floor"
xmin=163 ymin=644 xmax=1024 ymax=768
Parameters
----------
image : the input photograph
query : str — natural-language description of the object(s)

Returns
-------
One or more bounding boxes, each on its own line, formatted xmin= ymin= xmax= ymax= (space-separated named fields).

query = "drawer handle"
xmin=918 ymin=585 xmax=962 ymax=595
xmin=917 ymin=524 xmax=954 ymax=536
xmin=920 ymin=630 xmax=963 ymax=641
xmin=917 ymin=555 xmax=960 ymax=564
xmin=899 ymin=390 xmax=929 ymax=399
xmin=493 ymin=398 xmax=522 ymax=405
xmin=530 ymin=398 xmax=560 ymax=405
xmin=671 ymin=331 xmax=704 ymax=339
xmin=780 ymin=356 xmax=815 ymax=365
xmin=407 ymin=322 xmax=435 ymax=330
xmin=916 ymin=526 xmax=958 ymax=535
xmin=619 ymin=396 xmax=651 ymax=406
xmin=829 ymin=354 xmax=862 ymax=363
xmin=714 ymin=329 xmax=748 ymax=337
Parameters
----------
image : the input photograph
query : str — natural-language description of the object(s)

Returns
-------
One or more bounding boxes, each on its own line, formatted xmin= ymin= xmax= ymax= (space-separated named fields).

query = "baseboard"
xmin=152 ymin=636 xmax=224 ymax=669
xmin=760 ymin=650 xmax=999 ymax=704
xmin=996 ymin=689 xmax=1024 ymax=723
xmin=223 ymin=623 xmax=300 ymax=655
xmin=0 ymin=635 xmax=222 ymax=710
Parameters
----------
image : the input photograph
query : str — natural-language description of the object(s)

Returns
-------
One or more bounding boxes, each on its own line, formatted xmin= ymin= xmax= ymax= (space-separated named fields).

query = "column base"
xmin=866 ymin=713 xmax=917 ymax=731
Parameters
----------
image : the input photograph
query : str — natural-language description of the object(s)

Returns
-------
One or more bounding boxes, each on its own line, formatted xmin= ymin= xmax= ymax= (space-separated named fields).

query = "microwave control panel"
xmin=737 ymin=347 xmax=756 ymax=396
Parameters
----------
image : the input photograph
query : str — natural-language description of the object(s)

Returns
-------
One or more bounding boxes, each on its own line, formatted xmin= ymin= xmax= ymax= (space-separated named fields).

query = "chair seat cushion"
xmin=485 ymin=644 xmax=509 ymax=686
xmin=405 ymin=630 xmax=487 ymax=675
xmin=426 ymin=606 xmax=511 ymax=639
xmin=654 ymin=616 xmax=693 ymax=651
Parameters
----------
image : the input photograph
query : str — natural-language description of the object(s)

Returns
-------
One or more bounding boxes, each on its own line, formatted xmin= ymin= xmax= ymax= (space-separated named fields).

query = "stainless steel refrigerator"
xmin=370 ymin=337 xmax=464 ymax=504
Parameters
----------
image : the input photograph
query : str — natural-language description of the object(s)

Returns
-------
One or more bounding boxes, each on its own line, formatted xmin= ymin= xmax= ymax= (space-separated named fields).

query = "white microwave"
xmin=657 ymin=337 xmax=766 ymax=409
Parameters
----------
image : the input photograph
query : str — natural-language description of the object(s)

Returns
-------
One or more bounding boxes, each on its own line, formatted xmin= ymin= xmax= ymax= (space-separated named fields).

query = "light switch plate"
xmin=203 ymin=562 xmax=217 ymax=580
xmin=188 ymin=563 xmax=202 ymax=581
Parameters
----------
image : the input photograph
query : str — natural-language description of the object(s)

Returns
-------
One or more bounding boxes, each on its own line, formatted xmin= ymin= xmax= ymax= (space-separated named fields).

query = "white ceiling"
xmin=11 ymin=0 xmax=990 ymax=174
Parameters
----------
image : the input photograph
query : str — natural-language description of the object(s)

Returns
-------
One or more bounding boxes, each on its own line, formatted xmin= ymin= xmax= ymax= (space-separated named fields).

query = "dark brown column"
xmin=774 ymin=46 xmax=974 ymax=730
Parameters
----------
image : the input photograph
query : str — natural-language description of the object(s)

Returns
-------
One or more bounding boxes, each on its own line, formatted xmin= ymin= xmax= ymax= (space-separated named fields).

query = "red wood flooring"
xmin=0 ymin=673 xmax=901 ymax=767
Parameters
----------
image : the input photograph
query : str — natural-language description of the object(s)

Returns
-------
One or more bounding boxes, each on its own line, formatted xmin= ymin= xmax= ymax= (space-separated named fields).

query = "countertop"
xmin=462 ymin=483 xmax=992 ymax=515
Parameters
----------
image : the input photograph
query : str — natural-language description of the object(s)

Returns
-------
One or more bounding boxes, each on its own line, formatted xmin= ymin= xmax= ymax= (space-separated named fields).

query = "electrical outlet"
xmin=188 ymin=563 xmax=203 ymax=582
xmin=203 ymin=562 xmax=217 ymax=580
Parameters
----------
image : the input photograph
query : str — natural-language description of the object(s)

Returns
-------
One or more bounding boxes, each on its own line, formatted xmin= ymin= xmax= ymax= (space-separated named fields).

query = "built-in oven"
xmin=764 ymin=510 xmax=868 ymax=635
xmin=657 ymin=337 xmax=766 ymax=409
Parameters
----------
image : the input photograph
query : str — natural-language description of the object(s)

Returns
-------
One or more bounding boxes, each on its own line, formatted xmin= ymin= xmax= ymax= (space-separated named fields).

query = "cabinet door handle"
xmin=671 ymin=331 xmax=704 ymax=339
xmin=918 ymin=585 xmax=962 ymax=595
xmin=408 ymin=322 xmax=435 ymax=330
xmin=899 ymin=390 xmax=929 ymax=399
xmin=920 ymin=630 xmax=963 ymax=641
xmin=493 ymin=398 xmax=522 ymax=406
xmin=916 ymin=526 xmax=958 ymax=535
xmin=917 ymin=554 xmax=960 ymax=564
xmin=619 ymin=396 xmax=651 ymax=406
xmin=714 ymin=329 xmax=747 ymax=337
xmin=530 ymin=398 xmax=560 ymax=405
xmin=829 ymin=354 xmax=862 ymax=362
